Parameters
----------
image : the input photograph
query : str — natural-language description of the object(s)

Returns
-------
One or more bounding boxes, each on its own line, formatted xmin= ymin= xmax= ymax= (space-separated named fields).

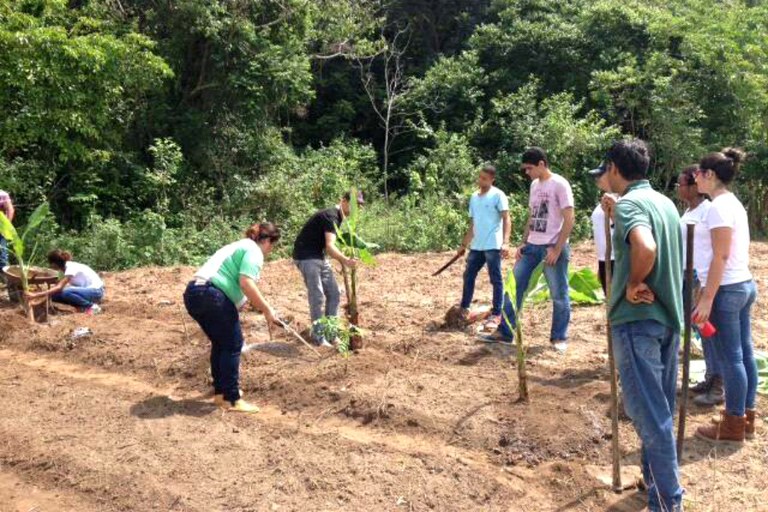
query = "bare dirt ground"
xmin=1 ymin=242 xmax=766 ymax=512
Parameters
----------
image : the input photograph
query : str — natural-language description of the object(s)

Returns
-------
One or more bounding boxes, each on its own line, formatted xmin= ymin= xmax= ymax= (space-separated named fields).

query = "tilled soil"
xmin=1 ymin=242 xmax=767 ymax=512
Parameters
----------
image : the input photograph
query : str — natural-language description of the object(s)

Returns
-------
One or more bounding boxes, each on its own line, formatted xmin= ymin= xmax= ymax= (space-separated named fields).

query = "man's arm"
xmin=458 ymin=224 xmax=474 ymax=256
xmin=325 ymin=232 xmax=355 ymax=268
xmin=515 ymin=215 xmax=530 ymax=260
xmin=501 ymin=210 xmax=511 ymax=258
xmin=626 ymin=226 xmax=657 ymax=304
xmin=6 ymin=197 xmax=14 ymax=222
xmin=545 ymin=207 xmax=575 ymax=265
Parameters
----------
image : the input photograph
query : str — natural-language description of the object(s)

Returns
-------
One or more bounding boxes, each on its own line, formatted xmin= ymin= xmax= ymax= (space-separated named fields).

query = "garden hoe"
xmin=274 ymin=317 xmax=322 ymax=359
xmin=677 ymin=223 xmax=695 ymax=459
xmin=604 ymin=213 xmax=623 ymax=493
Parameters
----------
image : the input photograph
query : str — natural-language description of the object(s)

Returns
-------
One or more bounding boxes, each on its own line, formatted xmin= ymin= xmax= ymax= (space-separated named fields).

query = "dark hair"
xmin=699 ymin=147 xmax=745 ymax=185
xmin=480 ymin=163 xmax=497 ymax=178
xmin=681 ymin=164 xmax=699 ymax=186
xmin=521 ymin=147 xmax=548 ymax=167
xmin=48 ymin=249 xmax=72 ymax=269
xmin=605 ymin=139 xmax=650 ymax=180
xmin=245 ymin=222 xmax=281 ymax=243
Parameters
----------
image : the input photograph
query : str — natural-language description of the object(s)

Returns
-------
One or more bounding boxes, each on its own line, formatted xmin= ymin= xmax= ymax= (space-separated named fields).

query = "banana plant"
xmin=334 ymin=187 xmax=378 ymax=331
xmin=529 ymin=267 xmax=605 ymax=305
xmin=0 ymin=202 xmax=51 ymax=320
xmin=501 ymin=262 xmax=544 ymax=403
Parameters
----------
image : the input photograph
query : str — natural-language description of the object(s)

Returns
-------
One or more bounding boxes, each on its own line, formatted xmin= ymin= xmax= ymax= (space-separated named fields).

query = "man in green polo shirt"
xmin=603 ymin=139 xmax=683 ymax=512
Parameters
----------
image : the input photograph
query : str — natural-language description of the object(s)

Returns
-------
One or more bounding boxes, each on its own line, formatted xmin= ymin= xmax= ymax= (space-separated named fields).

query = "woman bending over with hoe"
xmin=183 ymin=222 xmax=281 ymax=414
xmin=26 ymin=249 xmax=104 ymax=315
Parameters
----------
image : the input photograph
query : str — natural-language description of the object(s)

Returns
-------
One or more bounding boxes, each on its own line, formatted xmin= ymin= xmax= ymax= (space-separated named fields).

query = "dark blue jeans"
xmin=0 ymin=236 xmax=7 ymax=268
xmin=183 ymin=282 xmax=244 ymax=404
xmin=612 ymin=320 xmax=682 ymax=512
xmin=461 ymin=250 xmax=503 ymax=316
xmin=499 ymin=243 xmax=571 ymax=341
xmin=709 ymin=280 xmax=758 ymax=416
xmin=52 ymin=286 xmax=104 ymax=309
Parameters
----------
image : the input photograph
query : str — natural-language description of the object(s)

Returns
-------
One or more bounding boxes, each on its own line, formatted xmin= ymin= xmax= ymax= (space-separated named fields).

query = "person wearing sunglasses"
xmin=183 ymin=222 xmax=282 ymax=413
xmin=676 ymin=165 xmax=722 ymax=407
xmin=692 ymin=148 xmax=758 ymax=444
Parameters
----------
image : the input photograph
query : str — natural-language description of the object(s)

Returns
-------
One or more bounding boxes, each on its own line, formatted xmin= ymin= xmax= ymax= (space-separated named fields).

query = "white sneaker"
xmin=85 ymin=304 xmax=102 ymax=315
xmin=551 ymin=341 xmax=568 ymax=354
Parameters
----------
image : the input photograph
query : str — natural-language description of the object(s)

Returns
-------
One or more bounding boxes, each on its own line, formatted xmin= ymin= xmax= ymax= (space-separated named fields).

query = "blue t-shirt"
xmin=469 ymin=186 xmax=509 ymax=251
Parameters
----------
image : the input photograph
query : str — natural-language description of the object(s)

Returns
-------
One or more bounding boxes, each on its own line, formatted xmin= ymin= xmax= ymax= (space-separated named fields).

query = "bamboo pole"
xmin=604 ymin=213 xmax=622 ymax=493
xmin=676 ymin=223 xmax=695 ymax=459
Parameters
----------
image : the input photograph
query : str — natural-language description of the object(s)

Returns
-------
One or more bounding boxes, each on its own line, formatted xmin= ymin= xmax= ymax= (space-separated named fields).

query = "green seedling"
xmin=502 ymin=262 xmax=544 ymax=403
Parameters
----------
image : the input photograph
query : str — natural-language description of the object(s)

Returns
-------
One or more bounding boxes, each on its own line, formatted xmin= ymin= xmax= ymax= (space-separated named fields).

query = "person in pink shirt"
xmin=482 ymin=147 xmax=575 ymax=352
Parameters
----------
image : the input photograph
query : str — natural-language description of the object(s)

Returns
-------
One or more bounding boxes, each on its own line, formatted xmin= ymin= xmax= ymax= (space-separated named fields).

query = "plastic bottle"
xmin=696 ymin=320 xmax=716 ymax=338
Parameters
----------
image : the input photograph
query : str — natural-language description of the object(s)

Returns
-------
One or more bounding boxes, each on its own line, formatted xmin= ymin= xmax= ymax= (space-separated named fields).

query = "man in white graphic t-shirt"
xmin=482 ymin=147 xmax=574 ymax=353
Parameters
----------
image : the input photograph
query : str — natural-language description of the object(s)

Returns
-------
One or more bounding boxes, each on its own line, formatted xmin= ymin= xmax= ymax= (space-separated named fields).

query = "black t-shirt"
xmin=293 ymin=207 xmax=343 ymax=260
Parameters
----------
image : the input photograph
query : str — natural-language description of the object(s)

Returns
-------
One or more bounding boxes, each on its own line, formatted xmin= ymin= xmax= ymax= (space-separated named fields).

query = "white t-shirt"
xmin=699 ymin=192 xmax=752 ymax=286
xmin=65 ymin=261 xmax=104 ymax=289
xmin=591 ymin=204 xmax=614 ymax=262
xmin=679 ymin=199 xmax=711 ymax=279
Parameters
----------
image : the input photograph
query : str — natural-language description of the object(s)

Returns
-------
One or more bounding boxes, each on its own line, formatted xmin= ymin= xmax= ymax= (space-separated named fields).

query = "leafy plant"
xmin=335 ymin=187 xmax=378 ymax=332
xmin=0 ymin=202 xmax=51 ymax=319
xmin=502 ymin=262 xmax=545 ymax=403
xmin=312 ymin=315 xmax=363 ymax=358
xmin=529 ymin=267 xmax=605 ymax=305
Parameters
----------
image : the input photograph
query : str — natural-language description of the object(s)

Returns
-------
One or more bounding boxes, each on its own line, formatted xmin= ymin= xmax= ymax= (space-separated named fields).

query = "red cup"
xmin=697 ymin=320 xmax=716 ymax=338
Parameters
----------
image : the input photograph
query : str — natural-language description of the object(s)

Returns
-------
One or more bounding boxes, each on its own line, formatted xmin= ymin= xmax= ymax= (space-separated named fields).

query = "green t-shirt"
xmin=194 ymin=239 xmax=264 ymax=308
xmin=609 ymin=180 xmax=683 ymax=330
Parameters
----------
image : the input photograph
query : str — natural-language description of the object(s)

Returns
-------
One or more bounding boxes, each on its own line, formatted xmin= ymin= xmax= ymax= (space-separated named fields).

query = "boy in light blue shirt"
xmin=457 ymin=164 xmax=511 ymax=328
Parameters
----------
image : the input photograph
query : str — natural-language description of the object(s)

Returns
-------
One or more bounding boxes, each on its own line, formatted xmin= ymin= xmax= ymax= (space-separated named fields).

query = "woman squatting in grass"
xmin=693 ymin=148 xmax=760 ymax=443
xmin=26 ymin=249 xmax=105 ymax=315
xmin=183 ymin=223 xmax=281 ymax=413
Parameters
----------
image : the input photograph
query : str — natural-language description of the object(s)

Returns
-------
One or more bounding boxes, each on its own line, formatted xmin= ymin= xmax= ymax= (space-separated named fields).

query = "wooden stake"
xmin=604 ymin=213 xmax=622 ymax=493
xmin=677 ymin=223 xmax=695 ymax=460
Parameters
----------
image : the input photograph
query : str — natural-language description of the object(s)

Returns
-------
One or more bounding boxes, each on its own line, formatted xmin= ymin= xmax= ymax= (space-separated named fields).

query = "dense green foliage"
xmin=1 ymin=0 xmax=767 ymax=269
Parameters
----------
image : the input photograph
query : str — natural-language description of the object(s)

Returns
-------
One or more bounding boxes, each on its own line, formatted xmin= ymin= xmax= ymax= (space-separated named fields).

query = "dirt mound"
xmin=0 ymin=242 xmax=766 ymax=511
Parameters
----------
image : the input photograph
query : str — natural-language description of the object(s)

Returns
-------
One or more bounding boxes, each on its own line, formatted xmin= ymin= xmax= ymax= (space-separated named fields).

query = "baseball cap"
xmin=589 ymin=162 xmax=607 ymax=177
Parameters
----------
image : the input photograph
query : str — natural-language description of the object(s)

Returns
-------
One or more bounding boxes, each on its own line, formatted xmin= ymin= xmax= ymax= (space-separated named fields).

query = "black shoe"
xmin=690 ymin=375 xmax=714 ymax=394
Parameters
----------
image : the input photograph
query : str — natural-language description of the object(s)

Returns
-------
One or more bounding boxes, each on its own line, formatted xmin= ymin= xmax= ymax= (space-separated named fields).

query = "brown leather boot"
xmin=711 ymin=408 xmax=756 ymax=440
xmin=746 ymin=409 xmax=756 ymax=440
xmin=696 ymin=412 xmax=746 ymax=444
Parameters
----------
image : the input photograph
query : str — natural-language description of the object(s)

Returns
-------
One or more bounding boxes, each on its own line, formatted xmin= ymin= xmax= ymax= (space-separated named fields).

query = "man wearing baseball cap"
xmin=588 ymin=162 xmax=617 ymax=293
xmin=293 ymin=190 xmax=362 ymax=347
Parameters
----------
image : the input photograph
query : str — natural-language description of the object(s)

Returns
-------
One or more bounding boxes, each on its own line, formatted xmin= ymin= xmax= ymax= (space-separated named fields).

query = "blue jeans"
xmin=499 ymin=243 xmax=570 ymax=341
xmin=709 ymin=280 xmax=758 ymax=416
xmin=461 ymin=250 xmax=503 ymax=316
xmin=52 ymin=286 xmax=104 ymax=309
xmin=688 ymin=278 xmax=720 ymax=380
xmin=612 ymin=320 xmax=683 ymax=512
xmin=701 ymin=335 xmax=720 ymax=380
xmin=0 ymin=236 xmax=7 ymax=268
xmin=183 ymin=282 xmax=244 ymax=404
